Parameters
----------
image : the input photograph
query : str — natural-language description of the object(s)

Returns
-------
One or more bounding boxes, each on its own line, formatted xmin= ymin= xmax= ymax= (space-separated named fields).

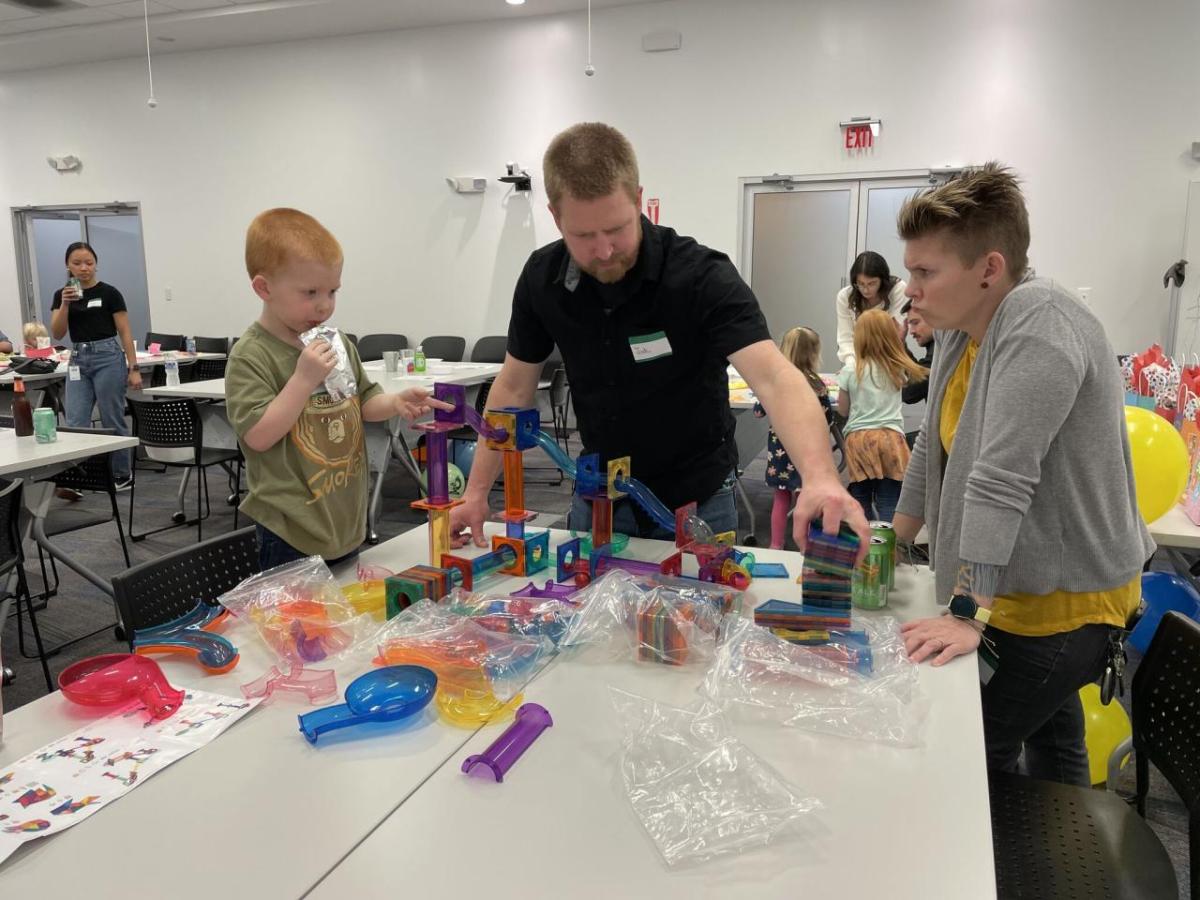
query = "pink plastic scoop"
xmin=59 ymin=653 xmax=186 ymax=721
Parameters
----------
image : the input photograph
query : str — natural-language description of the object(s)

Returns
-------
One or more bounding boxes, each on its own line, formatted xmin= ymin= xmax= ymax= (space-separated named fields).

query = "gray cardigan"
xmin=895 ymin=276 xmax=1155 ymax=604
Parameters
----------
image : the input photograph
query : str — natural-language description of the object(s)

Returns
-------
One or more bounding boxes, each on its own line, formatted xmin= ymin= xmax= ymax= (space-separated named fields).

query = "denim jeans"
xmin=255 ymin=524 xmax=360 ymax=573
xmin=66 ymin=336 xmax=131 ymax=480
xmin=982 ymin=623 xmax=1113 ymax=785
xmin=848 ymin=478 xmax=902 ymax=523
xmin=566 ymin=474 xmax=738 ymax=540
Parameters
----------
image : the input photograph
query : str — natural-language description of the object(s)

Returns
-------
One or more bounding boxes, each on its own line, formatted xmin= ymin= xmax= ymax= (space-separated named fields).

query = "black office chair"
xmin=548 ymin=367 xmax=572 ymax=453
xmin=342 ymin=332 xmax=359 ymax=349
xmin=126 ymin=397 xmax=242 ymax=542
xmin=419 ymin=336 xmax=466 ymax=363
xmin=113 ymin=526 xmax=258 ymax=644
xmin=356 ymin=333 xmax=407 ymax=362
xmin=0 ymin=479 xmax=53 ymax=692
xmin=470 ymin=335 xmax=508 ymax=364
xmin=987 ymin=612 xmax=1199 ymax=899
xmin=145 ymin=332 xmax=185 ymax=352
xmin=187 ymin=336 xmax=230 ymax=382
xmin=17 ymin=426 xmax=132 ymax=657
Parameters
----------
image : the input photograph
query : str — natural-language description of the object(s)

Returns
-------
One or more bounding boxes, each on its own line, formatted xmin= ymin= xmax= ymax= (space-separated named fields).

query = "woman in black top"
xmin=50 ymin=241 xmax=140 ymax=485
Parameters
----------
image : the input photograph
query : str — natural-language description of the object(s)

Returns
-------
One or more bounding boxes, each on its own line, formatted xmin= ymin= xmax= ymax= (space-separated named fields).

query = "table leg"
xmin=26 ymin=481 xmax=115 ymax=597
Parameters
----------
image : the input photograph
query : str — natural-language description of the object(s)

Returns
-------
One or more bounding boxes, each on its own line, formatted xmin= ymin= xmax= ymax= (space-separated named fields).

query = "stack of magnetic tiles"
xmin=753 ymin=523 xmax=861 ymax=633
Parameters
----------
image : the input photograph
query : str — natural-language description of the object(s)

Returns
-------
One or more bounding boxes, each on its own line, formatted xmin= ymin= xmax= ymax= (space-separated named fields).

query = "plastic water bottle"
xmin=186 ymin=336 xmax=196 ymax=355
xmin=165 ymin=358 xmax=180 ymax=387
xmin=414 ymin=345 xmax=426 ymax=374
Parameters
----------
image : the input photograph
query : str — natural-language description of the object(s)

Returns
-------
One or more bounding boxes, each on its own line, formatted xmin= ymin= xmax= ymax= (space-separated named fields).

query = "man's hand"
xmin=792 ymin=475 xmax=870 ymax=562
xmin=449 ymin=493 xmax=491 ymax=548
xmin=295 ymin=339 xmax=336 ymax=391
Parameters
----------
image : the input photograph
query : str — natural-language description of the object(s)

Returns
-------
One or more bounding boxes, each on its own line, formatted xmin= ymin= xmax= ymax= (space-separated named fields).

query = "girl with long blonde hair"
xmin=836 ymin=308 xmax=927 ymax=522
xmin=754 ymin=326 xmax=831 ymax=548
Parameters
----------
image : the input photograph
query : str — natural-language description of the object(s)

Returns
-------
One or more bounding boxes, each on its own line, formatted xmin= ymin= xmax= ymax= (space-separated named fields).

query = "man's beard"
xmin=581 ymin=252 xmax=637 ymax=284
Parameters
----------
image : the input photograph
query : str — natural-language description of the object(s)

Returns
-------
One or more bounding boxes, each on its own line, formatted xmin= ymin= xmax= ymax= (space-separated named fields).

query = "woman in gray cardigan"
xmin=892 ymin=164 xmax=1154 ymax=785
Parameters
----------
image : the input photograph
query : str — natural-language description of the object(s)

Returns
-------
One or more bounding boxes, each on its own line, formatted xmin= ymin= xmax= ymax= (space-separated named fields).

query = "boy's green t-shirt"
xmin=226 ymin=322 xmax=383 ymax=558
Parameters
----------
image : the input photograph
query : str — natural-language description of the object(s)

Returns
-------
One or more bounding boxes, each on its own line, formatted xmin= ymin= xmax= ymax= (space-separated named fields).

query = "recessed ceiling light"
xmin=157 ymin=36 xmax=176 ymax=43
xmin=506 ymin=0 xmax=525 ymax=5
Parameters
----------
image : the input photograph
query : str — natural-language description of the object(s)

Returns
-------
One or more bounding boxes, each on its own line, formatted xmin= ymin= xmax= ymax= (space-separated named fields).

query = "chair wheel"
xmin=171 ymin=511 xmax=187 ymax=524
xmin=2 ymin=666 xmax=13 ymax=687
xmin=742 ymin=535 xmax=758 ymax=547
xmin=367 ymin=531 xmax=380 ymax=545
xmin=226 ymin=493 xmax=239 ymax=506
xmin=114 ymin=625 xmax=126 ymax=642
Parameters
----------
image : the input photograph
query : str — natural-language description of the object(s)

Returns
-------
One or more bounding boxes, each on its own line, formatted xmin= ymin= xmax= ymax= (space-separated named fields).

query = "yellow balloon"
xmin=1080 ymin=683 xmax=1131 ymax=786
xmin=1124 ymin=405 xmax=1189 ymax=524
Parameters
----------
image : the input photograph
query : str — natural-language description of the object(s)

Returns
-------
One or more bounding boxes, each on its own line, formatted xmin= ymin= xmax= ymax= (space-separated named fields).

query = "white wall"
xmin=1 ymin=0 xmax=1198 ymax=352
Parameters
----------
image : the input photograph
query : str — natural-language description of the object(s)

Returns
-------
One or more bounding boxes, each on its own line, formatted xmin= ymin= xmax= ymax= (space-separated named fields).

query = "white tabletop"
xmin=145 ymin=362 xmax=504 ymax=404
xmin=135 ymin=351 xmax=225 ymax=368
xmin=0 ymin=525 xmax=526 ymax=895
xmin=0 ymin=429 xmax=138 ymax=476
xmin=361 ymin=360 xmax=502 ymax=388
xmin=144 ymin=377 xmax=229 ymax=401
xmin=311 ymin=545 xmax=995 ymax=900
xmin=1147 ymin=504 xmax=1200 ymax=551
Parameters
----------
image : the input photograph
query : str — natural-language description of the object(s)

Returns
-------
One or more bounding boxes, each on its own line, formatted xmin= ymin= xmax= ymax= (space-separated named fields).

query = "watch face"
xmin=949 ymin=594 xmax=976 ymax=618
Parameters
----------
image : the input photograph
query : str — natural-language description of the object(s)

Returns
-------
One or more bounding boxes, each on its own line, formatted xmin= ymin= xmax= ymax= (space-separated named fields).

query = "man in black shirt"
xmin=450 ymin=122 xmax=867 ymax=551
xmin=901 ymin=299 xmax=935 ymax=405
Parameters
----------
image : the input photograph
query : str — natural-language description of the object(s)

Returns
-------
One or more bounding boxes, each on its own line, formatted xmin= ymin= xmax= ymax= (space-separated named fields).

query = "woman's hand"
xmin=901 ymin=615 xmax=981 ymax=666
xmin=127 ymin=368 xmax=143 ymax=391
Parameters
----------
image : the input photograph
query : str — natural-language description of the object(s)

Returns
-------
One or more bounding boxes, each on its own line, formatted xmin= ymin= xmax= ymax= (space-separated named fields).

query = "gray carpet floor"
xmin=0 ymin=443 xmax=1191 ymax=895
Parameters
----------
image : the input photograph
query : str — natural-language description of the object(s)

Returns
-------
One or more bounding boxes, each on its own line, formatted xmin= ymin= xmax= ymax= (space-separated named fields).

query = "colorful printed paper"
xmin=0 ymin=689 xmax=259 ymax=866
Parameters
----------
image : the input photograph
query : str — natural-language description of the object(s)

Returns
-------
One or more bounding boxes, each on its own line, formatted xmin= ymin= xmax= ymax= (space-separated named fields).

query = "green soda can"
xmin=852 ymin=537 xmax=889 ymax=610
xmin=869 ymin=521 xmax=896 ymax=589
xmin=33 ymin=408 xmax=57 ymax=444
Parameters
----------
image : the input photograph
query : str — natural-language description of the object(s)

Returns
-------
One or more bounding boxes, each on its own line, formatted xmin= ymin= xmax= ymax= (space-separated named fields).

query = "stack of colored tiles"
xmin=636 ymin=598 xmax=691 ymax=666
xmin=794 ymin=523 xmax=862 ymax=629
xmin=754 ymin=598 xmax=849 ymax=631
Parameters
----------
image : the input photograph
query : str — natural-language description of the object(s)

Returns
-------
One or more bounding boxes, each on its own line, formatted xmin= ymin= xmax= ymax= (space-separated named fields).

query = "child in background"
xmin=226 ymin=208 xmax=451 ymax=570
xmin=837 ymin=308 xmax=927 ymax=523
xmin=22 ymin=322 xmax=50 ymax=353
xmin=754 ymin=326 xmax=831 ymax=549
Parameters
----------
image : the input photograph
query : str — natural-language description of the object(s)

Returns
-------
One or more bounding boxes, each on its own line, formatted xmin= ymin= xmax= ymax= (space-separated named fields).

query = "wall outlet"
xmin=165 ymin=286 xmax=172 ymax=301
xmin=1077 ymin=286 xmax=1091 ymax=307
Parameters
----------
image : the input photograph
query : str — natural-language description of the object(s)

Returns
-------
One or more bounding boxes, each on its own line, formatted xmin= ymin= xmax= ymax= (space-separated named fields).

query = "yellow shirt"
xmin=939 ymin=340 xmax=1138 ymax=636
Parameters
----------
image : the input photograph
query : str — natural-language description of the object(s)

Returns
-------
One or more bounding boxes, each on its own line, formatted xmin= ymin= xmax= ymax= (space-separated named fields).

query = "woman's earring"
xmin=980 ymin=281 xmax=989 ymax=289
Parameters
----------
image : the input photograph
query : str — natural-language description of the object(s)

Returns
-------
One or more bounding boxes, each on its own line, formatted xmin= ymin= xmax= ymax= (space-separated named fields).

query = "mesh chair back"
xmin=0 ymin=479 xmax=23 ymax=579
xmin=357 ymin=333 xmax=408 ymax=361
xmin=549 ymin=367 xmax=569 ymax=408
xmin=146 ymin=332 xmax=185 ymax=352
xmin=112 ymin=526 xmax=259 ymax=638
xmin=192 ymin=358 xmax=227 ymax=380
xmin=470 ymin=335 xmax=508 ymax=363
xmin=128 ymin=397 xmax=202 ymax=451
xmin=420 ymin=336 xmax=466 ymax=362
xmin=193 ymin=336 xmax=229 ymax=354
xmin=47 ymin=426 xmax=119 ymax=492
xmin=1134 ymin=610 xmax=1200 ymax=815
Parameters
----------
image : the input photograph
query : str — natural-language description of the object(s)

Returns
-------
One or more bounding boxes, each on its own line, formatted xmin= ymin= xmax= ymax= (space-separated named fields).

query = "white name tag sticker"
xmin=87 ymin=299 xmax=103 ymax=309
xmin=629 ymin=331 xmax=672 ymax=363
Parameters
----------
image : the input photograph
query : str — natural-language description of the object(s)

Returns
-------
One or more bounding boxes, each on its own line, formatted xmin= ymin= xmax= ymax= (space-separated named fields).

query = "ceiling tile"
xmin=157 ymin=0 xmax=233 ymax=9
xmin=101 ymin=0 xmax=174 ymax=17
xmin=0 ymin=2 xmax=38 ymax=22
xmin=47 ymin=6 xmax=124 ymax=24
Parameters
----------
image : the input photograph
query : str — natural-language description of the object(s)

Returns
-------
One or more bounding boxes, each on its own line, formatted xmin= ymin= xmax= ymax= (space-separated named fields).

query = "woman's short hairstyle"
xmin=897 ymin=162 xmax=1030 ymax=279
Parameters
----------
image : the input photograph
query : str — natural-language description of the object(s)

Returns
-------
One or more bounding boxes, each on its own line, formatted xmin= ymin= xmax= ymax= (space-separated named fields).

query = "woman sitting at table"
xmin=49 ymin=242 xmax=140 ymax=488
xmin=892 ymin=163 xmax=1153 ymax=785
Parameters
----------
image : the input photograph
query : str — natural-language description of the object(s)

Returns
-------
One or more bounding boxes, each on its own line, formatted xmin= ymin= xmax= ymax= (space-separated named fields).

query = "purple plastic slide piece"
xmin=509 ymin=580 xmax=579 ymax=601
xmin=461 ymin=703 xmax=553 ymax=782
xmin=593 ymin=556 xmax=664 ymax=579
xmin=464 ymin=406 xmax=509 ymax=443
xmin=241 ymin=664 xmax=338 ymax=704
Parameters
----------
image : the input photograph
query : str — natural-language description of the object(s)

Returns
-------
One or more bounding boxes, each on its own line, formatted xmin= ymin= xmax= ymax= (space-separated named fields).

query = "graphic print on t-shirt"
xmin=291 ymin=392 xmax=365 ymax=504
